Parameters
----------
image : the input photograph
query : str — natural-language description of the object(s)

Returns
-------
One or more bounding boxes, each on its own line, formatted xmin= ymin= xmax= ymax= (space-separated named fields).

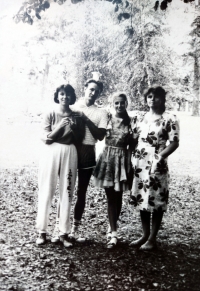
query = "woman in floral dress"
xmin=93 ymin=92 xmax=132 ymax=249
xmin=130 ymin=86 xmax=180 ymax=250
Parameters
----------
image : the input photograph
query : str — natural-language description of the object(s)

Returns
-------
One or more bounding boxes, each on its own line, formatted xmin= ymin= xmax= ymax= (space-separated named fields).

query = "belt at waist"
xmin=105 ymin=145 xmax=126 ymax=150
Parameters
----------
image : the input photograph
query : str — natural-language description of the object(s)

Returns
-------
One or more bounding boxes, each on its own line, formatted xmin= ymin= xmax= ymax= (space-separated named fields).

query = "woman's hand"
xmin=151 ymin=154 xmax=163 ymax=175
xmin=57 ymin=117 xmax=71 ymax=129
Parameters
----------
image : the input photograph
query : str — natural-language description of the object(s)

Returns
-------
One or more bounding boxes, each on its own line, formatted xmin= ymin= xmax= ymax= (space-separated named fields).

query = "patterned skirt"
xmin=131 ymin=143 xmax=170 ymax=212
xmin=93 ymin=146 xmax=130 ymax=192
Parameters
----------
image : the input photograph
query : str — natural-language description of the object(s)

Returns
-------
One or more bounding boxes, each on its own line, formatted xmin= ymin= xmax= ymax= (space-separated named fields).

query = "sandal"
xmin=106 ymin=225 xmax=112 ymax=241
xmin=107 ymin=236 xmax=117 ymax=249
xmin=106 ymin=224 xmax=119 ymax=241
xmin=106 ymin=231 xmax=112 ymax=241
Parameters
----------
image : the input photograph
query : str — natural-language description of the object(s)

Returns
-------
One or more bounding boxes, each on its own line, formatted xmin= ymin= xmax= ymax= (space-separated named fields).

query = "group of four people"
xmin=36 ymin=78 xmax=180 ymax=250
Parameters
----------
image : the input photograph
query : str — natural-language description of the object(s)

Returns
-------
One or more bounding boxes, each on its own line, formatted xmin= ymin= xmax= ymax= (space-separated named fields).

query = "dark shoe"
xmin=107 ymin=237 xmax=117 ymax=249
xmin=59 ymin=234 xmax=73 ymax=248
xmin=36 ymin=233 xmax=46 ymax=245
xmin=140 ymin=240 xmax=157 ymax=251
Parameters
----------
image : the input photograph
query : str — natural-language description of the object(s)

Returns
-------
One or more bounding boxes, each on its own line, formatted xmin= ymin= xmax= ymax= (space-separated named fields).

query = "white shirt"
xmin=72 ymin=99 xmax=108 ymax=145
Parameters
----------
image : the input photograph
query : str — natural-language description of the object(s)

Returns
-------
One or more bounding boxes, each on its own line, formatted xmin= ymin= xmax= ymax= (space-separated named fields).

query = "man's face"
xmin=84 ymin=82 xmax=100 ymax=106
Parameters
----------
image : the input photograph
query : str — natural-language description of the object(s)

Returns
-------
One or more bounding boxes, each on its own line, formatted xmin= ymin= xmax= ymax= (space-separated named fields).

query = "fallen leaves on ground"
xmin=0 ymin=168 xmax=200 ymax=291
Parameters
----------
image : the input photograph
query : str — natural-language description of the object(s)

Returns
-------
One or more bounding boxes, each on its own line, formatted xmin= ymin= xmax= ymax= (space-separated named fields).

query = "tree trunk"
xmin=192 ymin=55 xmax=200 ymax=116
xmin=192 ymin=6 xmax=200 ymax=116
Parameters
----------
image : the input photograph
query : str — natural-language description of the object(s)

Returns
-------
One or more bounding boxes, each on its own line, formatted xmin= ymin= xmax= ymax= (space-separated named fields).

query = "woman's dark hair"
xmin=84 ymin=79 xmax=103 ymax=94
xmin=144 ymin=86 xmax=167 ymax=114
xmin=54 ymin=84 xmax=76 ymax=105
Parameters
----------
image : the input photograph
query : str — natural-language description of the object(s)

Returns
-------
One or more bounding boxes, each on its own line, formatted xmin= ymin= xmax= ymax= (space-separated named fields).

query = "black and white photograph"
xmin=0 ymin=0 xmax=200 ymax=290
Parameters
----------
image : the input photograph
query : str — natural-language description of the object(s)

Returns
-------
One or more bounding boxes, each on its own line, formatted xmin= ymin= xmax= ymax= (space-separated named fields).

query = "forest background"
xmin=0 ymin=1 xmax=200 ymax=291
xmin=0 ymin=0 xmax=199 ymax=168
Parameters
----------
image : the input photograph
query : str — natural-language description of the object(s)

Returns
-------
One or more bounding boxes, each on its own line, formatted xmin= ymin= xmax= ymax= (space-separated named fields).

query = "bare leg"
xmin=130 ymin=210 xmax=150 ymax=246
xmin=140 ymin=210 xmax=164 ymax=250
xmin=116 ymin=191 xmax=123 ymax=222
xmin=105 ymin=188 xmax=118 ymax=232
xmin=148 ymin=210 xmax=163 ymax=241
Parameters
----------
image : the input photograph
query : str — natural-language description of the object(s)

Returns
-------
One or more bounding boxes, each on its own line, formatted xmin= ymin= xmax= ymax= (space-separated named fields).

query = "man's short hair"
xmin=84 ymin=79 xmax=103 ymax=94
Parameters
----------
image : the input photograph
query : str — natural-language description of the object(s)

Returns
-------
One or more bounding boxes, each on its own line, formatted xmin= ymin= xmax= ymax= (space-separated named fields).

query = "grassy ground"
xmin=0 ymin=112 xmax=200 ymax=290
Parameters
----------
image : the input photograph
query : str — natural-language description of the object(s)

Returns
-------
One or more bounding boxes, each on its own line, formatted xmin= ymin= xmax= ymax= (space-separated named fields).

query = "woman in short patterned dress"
xmin=130 ymin=87 xmax=180 ymax=250
xmin=93 ymin=92 xmax=132 ymax=249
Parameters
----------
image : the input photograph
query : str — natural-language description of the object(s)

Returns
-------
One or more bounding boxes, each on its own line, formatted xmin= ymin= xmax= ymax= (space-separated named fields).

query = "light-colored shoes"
xmin=36 ymin=233 xmax=46 ymax=245
xmin=107 ymin=236 xmax=118 ymax=249
xmin=106 ymin=225 xmax=112 ymax=241
xmin=59 ymin=234 xmax=73 ymax=248
xmin=106 ymin=224 xmax=119 ymax=241
xmin=51 ymin=224 xmax=60 ymax=243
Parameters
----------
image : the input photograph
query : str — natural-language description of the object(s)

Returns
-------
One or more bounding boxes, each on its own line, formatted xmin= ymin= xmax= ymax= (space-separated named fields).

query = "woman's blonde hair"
xmin=112 ymin=91 xmax=128 ymax=108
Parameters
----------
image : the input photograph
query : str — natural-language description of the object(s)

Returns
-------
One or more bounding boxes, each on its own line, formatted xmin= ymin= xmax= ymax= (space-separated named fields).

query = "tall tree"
xmin=191 ymin=10 xmax=200 ymax=115
xmin=11 ymin=0 xmax=197 ymax=112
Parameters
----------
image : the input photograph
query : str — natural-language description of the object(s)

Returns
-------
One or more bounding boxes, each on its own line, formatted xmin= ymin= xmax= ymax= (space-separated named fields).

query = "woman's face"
xmin=58 ymin=89 xmax=71 ymax=106
xmin=113 ymin=96 xmax=127 ymax=114
xmin=146 ymin=92 xmax=162 ymax=109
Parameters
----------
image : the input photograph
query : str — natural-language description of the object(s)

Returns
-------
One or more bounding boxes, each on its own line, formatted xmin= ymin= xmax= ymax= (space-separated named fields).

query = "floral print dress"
xmin=130 ymin=111 xmax=180 ymax=212
xmin=93 ymin=114 xmax=132 ymax=192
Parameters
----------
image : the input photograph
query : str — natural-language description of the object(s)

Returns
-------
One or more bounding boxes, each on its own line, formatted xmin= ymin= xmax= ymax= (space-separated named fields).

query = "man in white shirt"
xmin=70 ymin=79 xmax=108 ymax=238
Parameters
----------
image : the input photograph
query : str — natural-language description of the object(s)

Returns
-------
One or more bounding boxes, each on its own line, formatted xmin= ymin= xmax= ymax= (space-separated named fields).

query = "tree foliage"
xmin=10 ymin=0 xmax=198 ymax=113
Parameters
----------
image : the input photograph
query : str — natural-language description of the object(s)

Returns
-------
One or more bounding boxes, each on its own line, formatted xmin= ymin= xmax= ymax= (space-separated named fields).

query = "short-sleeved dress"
xmin=93 ymin=114 xmax=132 ymax=192
xmin=130 ymin=111 xmax=180 ymax=212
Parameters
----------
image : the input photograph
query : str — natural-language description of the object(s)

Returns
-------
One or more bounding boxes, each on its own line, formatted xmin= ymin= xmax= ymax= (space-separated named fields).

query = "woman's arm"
xmin=151 ymin=141 xmax=179 ymax=174
xmin=47 ymin=117 xmax=71 ymax=140
xmin=41 ymin=111 xmax=71 ymax=144
xmin=159 ymin=141 xmax=179 ymax=159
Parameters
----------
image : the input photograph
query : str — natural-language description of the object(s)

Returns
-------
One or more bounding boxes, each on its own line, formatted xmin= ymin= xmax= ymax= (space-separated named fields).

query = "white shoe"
xmin=59 ymin=234 xmax=73 ymax=248
xmin=51 ymin=224 xmax=60 ymax=243
xmin=36 ymin=233 xmax=46 ymax=245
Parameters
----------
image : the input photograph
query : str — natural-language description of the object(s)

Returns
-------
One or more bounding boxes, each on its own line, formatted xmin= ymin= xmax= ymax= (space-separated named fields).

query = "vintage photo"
xmin=0 ymin=0 xmax=199 ymax=290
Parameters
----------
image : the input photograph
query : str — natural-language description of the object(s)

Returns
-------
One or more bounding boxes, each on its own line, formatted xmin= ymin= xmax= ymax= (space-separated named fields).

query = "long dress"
xmin=93 ymin=113 xmax=132 ymax=192
xmin=130 ymin=111 xmax=180 ymax=212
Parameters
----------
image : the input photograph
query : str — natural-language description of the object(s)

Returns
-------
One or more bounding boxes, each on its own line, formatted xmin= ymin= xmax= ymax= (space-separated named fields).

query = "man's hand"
xmin=73 ymin=111 xmax=87 ymax=121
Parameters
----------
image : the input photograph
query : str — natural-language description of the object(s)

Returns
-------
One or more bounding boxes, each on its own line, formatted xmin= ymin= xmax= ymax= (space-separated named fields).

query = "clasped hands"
xmin=58 ymin=111 xmax=87 ymax=130
xmin=58 ymin=117 xmax=75 ymax=129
